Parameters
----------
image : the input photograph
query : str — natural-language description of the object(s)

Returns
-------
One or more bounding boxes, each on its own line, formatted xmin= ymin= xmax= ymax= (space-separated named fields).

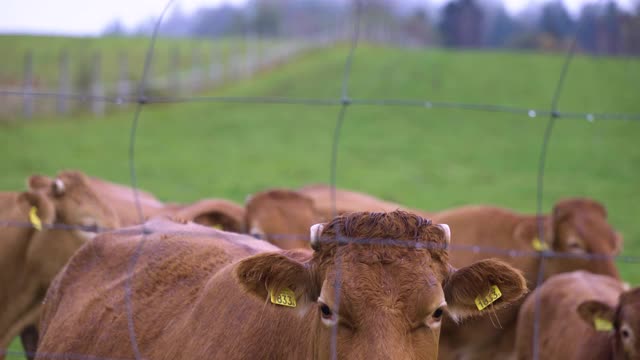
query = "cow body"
xmin=87 ymin=175 xmax=165 ymax=226
xmin=434 ymin=199 xmax=622 ymax=360
xmin=246 ymin=186 xmax=429 ymax=249
xmin=516 ymin=271 xmax=639 ymax=360
xmin=298 ymin=184 xmax=410 ymax=217
xmin=37 ymin=211 xmax=527 ymax=360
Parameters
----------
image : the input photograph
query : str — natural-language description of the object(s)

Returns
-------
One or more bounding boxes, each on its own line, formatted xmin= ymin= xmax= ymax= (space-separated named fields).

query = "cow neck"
xmin=585 ymin=331 xmax=617 ymax=360
xmin=531 ymin=215 xmax=553 ymax=249
xmin=0 ymin=198 xmax=41 ymax=351
xmin=515 ymin=215 xmax=553 ymax=288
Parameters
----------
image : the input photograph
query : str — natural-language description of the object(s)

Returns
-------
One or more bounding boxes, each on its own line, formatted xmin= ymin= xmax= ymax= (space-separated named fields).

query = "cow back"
xmin=37 ymin=218 xmax=278 ymax=359
xmin=515 ymin=271 xmax=623 ymax=360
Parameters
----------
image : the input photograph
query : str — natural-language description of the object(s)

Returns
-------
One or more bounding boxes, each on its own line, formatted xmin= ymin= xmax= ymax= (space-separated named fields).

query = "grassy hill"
xmin=3 ymin=43 xmax=640 ymax=358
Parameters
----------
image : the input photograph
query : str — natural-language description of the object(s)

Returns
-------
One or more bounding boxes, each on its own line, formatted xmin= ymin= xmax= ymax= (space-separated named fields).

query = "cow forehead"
xmin=322 ymin=258 xmax=444 ymax=306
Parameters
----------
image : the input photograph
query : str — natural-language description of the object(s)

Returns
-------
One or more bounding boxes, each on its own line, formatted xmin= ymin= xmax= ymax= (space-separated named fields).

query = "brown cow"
xmin=245 ymin=189 xmax=323 ymax=249
xmin=299 ymin=183 xmax=433 ymax=219
xmin=86 ymin=174 xmax=165 ymax=225
xmin=37 ymin=211 xmax=528 ymax=359
xmin=298 ymin=184 xmax=411 ymax=217
xmin=0 ymin=172 xmax=119 ymax=360
xmin=245 ymin=186 xmax=429 ymax=249
xmin=434 ymin=198 xmax=622 ymax=360
xmin=516 ymin=271 xmax=639 ymax=360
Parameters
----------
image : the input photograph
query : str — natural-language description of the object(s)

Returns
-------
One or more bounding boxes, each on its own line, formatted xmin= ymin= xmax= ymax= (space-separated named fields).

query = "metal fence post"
xmin=117 ymin=51 xmax=131 ymax=105
xmin=91 ymin=52 xmax=105 ymax=116
xmin=191 ymin=46 xmax=201 ymax=92
xmin=170 ymin=46 xmax=180 ymax=94
xmin=57 ymin=50 xmax=70 ymax=115
xmin=23 ymin=50 xmax=34 ymax=119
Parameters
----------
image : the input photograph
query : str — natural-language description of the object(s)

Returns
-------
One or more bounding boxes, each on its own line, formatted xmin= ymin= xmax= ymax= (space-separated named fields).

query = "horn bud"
xmin=53 ymin=178 xmax=65 ymax=196
xmin=438 ymin=224 xmax=451 ymax=245
xmin=310 ymin=223 xmax=324 ymax=250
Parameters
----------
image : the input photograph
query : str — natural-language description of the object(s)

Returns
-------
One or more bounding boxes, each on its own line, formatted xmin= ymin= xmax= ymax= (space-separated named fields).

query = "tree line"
xmin=104 ymin=0 xmax=640 ymax=56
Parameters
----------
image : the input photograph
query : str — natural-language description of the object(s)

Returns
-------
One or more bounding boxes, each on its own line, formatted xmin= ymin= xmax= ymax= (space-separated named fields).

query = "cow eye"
xmin=424 ymin=303 xmax=447 ymax=329
xmin=320 ymin=303 xmax=332 ymax=319
xmin=433 ymin=307 xmax=444 ymax=319
xmin=566 ymin=241 xmax=586 ymax=253
xmin=621 ymin=325 xmax=632 ymax=340
xmin=318 ymin=301 xmax=338 ymax=326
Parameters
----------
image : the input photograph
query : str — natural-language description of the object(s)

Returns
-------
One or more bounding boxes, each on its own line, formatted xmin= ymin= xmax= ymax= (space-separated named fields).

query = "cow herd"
xmin=0 ymin=169 xmax=636 ymax=359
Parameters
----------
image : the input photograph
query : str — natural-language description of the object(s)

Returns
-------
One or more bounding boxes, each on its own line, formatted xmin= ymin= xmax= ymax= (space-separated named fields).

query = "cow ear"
xmin=28 ymin=174 xmax=53 ymax=192
xmin=193 ymin=211 xmax=244 ymax=232
xmin=513 ymin=219 xmax=536 ymax=244
xmin=443 ymin=259 xmax=528 ymax=321
xmin=177 ymin=200 xmax=245 ymax=233
xmin=19 ymin=191 xmax=56 ymax=224
xmin=235 ymin=251 xmax=315 ymax=309
xmin=577 ymin=300 xmax=615 ymax=331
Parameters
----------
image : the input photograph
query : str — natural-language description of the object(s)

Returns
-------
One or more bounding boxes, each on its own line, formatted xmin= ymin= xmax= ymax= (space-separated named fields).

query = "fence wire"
xmin=1 ymin=0 xmax=639 ymax=359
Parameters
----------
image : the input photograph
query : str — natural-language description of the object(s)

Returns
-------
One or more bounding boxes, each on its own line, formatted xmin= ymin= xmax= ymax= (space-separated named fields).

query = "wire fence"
xmin=1 ymin=0 xmax=640 ymax=359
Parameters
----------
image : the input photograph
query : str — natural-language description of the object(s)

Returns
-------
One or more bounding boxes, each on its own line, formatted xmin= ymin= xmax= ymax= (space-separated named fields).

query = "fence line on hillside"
xmin=0 ymin=35 xmax=335 ymax=121
xmin=1 ymin=0 xmax=640 ymax=359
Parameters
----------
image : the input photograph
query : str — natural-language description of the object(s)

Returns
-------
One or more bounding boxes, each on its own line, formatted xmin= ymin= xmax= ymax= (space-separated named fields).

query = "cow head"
xmin=236 ymin=211 xmax=527 ymax=359
xmin=514 ymin=198 xmax=621 ymax=281
xmin=244 ymin=189 xmax=321 ymax=249
xmin=578 ymin=287 xmax=640 ymax=359
xmin=547 ymin=198 xmax=621 ymax=279
xmin=28 ymin=170 xmax=120 ymax=239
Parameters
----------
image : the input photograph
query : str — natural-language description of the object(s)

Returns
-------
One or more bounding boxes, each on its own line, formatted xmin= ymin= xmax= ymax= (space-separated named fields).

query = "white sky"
xmin=0 ymin=0 xmax=636 ymax=36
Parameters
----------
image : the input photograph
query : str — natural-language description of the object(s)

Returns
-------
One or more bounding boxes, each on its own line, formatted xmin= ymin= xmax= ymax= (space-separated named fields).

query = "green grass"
xmin=1 ymin=43 xmax=639 ymax=358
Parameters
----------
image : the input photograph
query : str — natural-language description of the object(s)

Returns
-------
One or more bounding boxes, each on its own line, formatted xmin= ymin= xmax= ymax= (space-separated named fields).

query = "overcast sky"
xmin=0 ymin=0 xmax=636 ymax=36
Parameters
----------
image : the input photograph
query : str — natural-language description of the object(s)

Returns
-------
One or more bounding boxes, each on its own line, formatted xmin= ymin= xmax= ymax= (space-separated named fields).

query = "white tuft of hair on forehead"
xmin=310 ymin=223 xmax=324 ymax=248
xmin=438 ymin=224 xmax=451 ymax=245
xmin=53 ymin=178 xmax=65 ymax=195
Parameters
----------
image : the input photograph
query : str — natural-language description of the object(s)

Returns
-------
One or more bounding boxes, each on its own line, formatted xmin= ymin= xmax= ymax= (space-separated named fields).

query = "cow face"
xmin=237 ymin=211 xmax=527 ymax=359
xmin=244 ymin=189 xmax=319 ymax=249
xmin=28 ymin=170 xmax=120 ymax=239
xmin=547 ymin=198 xmax=621 ymax=279
xmin=578 ymin=287 xmax=640 ymax=359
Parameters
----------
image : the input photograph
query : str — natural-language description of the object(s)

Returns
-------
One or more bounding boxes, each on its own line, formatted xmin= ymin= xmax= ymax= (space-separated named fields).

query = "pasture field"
xmin=2 ymin=43 xmax=640 ymax=358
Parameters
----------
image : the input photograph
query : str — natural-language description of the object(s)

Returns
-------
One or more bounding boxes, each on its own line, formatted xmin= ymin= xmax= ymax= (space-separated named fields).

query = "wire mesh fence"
xmin=1 ymin=0 xmax=640 ymax=359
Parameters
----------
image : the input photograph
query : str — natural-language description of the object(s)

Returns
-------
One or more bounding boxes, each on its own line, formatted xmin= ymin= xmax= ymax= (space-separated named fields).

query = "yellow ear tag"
xmin=270 ymin=288 xmax=297 ymax=308
xmin=475 ymin=285 xmax=502 ymax=311
xmin=29 ymin=207 xmax=42 ymax=231
xmin=594 ymin=317 xmax=613 ymax=332
xmin=532 ymin=237 xmax=549 ymax=252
